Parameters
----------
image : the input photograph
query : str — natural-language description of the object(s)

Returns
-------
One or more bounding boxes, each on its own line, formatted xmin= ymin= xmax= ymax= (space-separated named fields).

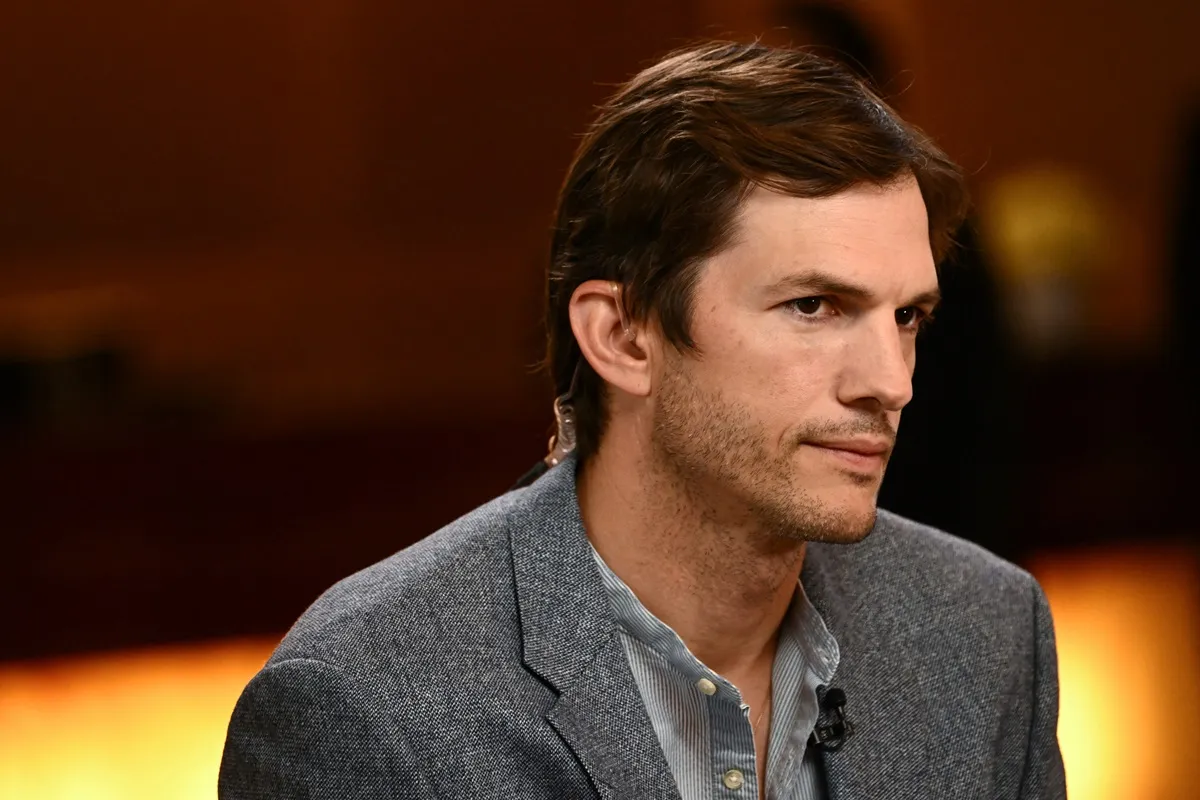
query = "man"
xmin=767 ymin=1 xmax=1018 ymax=559
xmin=220 ymin=42 xmax=1066 ymax=799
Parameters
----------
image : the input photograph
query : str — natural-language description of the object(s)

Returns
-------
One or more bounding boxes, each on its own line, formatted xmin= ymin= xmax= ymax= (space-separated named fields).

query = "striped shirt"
xmin=591 ymin=546 xmax=839 ymax=800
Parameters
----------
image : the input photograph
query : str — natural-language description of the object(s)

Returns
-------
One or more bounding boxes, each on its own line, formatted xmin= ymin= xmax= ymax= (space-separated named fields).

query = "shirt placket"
xmin=703 ymin=673 xmax=760 ymax=799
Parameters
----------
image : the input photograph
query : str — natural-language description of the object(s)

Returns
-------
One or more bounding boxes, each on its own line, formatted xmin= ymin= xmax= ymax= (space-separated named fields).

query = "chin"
xmin=789 ymin=483 xmax=880 ymax=544
xmin=817 ymin=505 xmax=878 ymax=544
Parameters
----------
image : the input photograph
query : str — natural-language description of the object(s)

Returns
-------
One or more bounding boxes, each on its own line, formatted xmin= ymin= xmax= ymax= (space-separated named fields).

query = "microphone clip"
xmin=808 ymin=686 xmax=854 ymax=751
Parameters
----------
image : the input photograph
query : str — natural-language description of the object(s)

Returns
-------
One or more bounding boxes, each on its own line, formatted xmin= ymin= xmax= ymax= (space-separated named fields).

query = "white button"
xmin=722 ymin=769 xmax=745 ymax=790
xmin=696 ymin=677 xmax=717 ymax=696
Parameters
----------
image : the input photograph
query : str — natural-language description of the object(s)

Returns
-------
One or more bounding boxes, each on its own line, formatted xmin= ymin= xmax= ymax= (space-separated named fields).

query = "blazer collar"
xmin=509 ymin=456 xmax=681 ymax=800
xmin=801 ymin=520 xmax=937 ymax=800
xmin=509 ymin=459 xmax=930 ymax=799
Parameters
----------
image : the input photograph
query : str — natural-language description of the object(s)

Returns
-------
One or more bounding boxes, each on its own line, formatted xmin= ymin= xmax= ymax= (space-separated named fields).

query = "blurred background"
xmin=1 ymin=0 xmax=1198 ymax=797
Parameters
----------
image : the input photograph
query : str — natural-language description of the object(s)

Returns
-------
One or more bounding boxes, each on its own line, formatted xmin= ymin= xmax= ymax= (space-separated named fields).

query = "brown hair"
xmin=545 ymin=41 xmax=969 ymax=463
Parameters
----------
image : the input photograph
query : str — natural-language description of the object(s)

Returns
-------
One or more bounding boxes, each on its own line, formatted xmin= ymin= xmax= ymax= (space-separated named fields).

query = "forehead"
xmin=704 ymin=178 xmax=937 ymax=296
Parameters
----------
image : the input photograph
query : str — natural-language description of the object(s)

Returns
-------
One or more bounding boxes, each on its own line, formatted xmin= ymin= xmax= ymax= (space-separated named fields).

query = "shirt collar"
xmin=589 ymin=542 xmax=840 ymax=699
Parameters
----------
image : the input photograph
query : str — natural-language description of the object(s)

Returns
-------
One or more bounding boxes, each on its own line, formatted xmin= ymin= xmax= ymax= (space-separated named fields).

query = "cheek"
xmin=695 ymin=308 xmax=842 ymax=409
xmin=716 ymin=335 xmax=836 ymax=414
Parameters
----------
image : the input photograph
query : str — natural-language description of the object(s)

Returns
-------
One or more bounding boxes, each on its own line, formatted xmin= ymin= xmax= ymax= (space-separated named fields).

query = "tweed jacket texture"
xmin=219 ymin=457 xmax=1067 ymax=799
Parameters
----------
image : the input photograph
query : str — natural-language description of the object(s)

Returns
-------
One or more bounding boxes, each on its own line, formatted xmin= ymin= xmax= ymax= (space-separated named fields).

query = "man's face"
xmin=649 ymin=177 xmax=939 ymax=543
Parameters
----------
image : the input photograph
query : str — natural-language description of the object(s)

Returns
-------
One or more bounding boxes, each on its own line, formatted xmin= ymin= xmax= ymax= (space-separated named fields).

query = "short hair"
xmin=545 ymin=41 xmax=970 ymax=463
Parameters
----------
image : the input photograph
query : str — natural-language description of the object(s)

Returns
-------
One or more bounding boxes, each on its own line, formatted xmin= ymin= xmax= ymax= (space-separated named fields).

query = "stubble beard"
xmin=649 ymin=360 xmax=881 ymax=545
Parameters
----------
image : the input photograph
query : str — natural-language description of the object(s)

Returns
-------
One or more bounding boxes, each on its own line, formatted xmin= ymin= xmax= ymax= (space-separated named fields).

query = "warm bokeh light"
xmin=0 ymin=638 xmax=276 ymax=800
xmin=1031 ymin=544 xmax=1200 ymax=800
xmin=4 ymin=547 xmax=1200 ymax=799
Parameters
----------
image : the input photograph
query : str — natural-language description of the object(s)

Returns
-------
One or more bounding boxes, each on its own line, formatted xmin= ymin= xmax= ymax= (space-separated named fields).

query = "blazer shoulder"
xmin=809 ymin=509 xmax=1045 ymax=639
xmin=267 ymin=485 xmax=537 ymax=675
xmin=873 ymin=508 xmax=1036 ymax=598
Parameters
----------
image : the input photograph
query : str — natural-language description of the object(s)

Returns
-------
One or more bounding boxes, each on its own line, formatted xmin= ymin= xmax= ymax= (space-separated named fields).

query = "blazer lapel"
xmin=510 ymin=457 xmax=681 ymax=800
xmin=546 ymin=633 xmax=682 ymax=800
xmin=801 ymin=528 xmax=938 ymax=800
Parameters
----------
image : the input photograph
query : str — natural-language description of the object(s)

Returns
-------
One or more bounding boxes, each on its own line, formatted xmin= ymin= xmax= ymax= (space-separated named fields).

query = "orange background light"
xmin=4 ymin=546 xmax=1200 ymax=798
xmin=1032 ymin=544 xmax=1200 ymax=799
xmin=0 ymin=638 xmax=275 ymax=800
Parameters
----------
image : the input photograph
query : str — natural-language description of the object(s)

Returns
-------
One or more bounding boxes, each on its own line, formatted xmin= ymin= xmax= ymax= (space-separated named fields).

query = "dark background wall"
xmin=3 ymin=0 xmax=1197 ymax=662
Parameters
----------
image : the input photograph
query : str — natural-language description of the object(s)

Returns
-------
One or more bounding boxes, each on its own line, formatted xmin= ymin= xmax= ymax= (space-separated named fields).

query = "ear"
xmin=568 ymin=280 xmax=652 ymax=399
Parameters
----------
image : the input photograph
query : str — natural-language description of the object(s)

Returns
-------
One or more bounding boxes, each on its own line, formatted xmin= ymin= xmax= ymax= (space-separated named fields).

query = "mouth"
xmin=803 ymin=440 xmax=891 ymax=473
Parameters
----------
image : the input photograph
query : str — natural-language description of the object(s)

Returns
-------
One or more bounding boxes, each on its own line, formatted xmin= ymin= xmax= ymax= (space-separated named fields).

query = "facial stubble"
xmin=650 ymin=357 xmax=882 ymax=544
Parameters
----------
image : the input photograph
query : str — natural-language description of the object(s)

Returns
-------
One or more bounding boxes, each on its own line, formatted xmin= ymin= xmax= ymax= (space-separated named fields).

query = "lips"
xmin=814 ymin=440 xmax=889 ymax=456
xmin=804 ymin=439 xmax=892 ymax=472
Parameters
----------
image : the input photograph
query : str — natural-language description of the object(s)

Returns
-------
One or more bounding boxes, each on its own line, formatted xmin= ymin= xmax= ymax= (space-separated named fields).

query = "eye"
xmin=895 ymin=306 xmax=932 ymax=332
xmin=784 ymin=296 xmax=832 ymax=317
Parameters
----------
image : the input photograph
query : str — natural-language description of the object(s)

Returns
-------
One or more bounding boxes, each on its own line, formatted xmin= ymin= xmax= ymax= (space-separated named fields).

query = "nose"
xmin=836 ymin=316 xmax=914 ymax=412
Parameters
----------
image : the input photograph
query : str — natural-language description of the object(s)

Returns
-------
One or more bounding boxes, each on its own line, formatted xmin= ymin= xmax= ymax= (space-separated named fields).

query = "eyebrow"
xmin=766 ymin=270 xmax=942 ymax=309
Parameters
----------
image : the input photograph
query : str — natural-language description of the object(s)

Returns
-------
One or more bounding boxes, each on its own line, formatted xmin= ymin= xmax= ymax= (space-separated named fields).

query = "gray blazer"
xmin=219 ymin=458 xmax=1067 ymax=799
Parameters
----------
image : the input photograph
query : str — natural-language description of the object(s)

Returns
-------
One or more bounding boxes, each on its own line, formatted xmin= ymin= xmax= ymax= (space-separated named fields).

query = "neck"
xmin=576 ymin=433 xmax=805 ymax=676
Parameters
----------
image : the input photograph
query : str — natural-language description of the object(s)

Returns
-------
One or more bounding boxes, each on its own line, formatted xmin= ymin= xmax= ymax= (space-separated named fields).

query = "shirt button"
xmin=696 ymin=677 xmax=717 ymax=696
xmin=722 ymin=769 xmax=745 ymax=790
